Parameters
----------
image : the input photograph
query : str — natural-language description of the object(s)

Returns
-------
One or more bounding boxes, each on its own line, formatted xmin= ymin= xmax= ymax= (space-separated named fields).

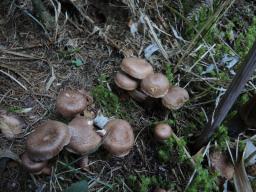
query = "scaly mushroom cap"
xmin=128 ymin=89 xmax=148 ymax=102
xmin=21 ymin=152 xmax=47 ymax=173
xmin=120 ymin=58 xmax=153 ymax=79
xmin=154 ymin=124 xmax=173 ymax=141
xmin=56 ymin=89 xmax=89 ymax=118
xmin=66 ymin=115 xmax=102 ymax=155
xmin=26 ymin=120 xmax=71 ymax=161
xmin=0 ymin=110 xmax=25 ymax=139
xmin=114 ymin=71 xmax=138 ymax=91
xmin=162 ymin=86 xmax=189 ymax=110
xmin=141 ymin=73 xmax=169 ymax=98
xmin=103 ymin=119 xmax=134 ymax=157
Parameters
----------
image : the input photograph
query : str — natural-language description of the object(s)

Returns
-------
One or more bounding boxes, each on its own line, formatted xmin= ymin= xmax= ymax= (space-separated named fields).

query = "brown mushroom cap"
xmin=21 ymin=152 xmax=47 ymax=173
xmin=120 ymin=58 xmax=153 ymax=79
xmin=66 ymin=115 xmax=102 ymax=155
xmin=140 ymin=73 xmax=169 ymax=98
xmin=154 ymin=124 xmax=173 ymax=141
xmin=103 ymin=119 xmax=134 ymax=157
xmin=0 ymin=110 xmax=25 ymax=139
xmin=56 ymin=89 xmax=89 ymax=118
xmin=26 ymin=120 xmax=71 ymax=161
xmin=210 ymin=151 xmax=234 ymax=180
xmin=128 ymin=89 xmax=148 ymax=102
xmin=114 ymin=71 xmax=138 ymax=91
xmin=161 ymin=86 xmax=189 ymax=110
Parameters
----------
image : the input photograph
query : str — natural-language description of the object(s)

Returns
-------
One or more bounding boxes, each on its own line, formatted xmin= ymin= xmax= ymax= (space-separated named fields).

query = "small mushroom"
xmin=114 ymin=71 xmax=138 ymax=91
xmin=141 ymin=73 xmax=169 ymax=98
xmin=161 ymin=86 xmax=189 ymax=110
xmin=210 ymin=150 xmax=234 ymax=180
xmin=26 ymin=120 xmax=71 ymax=161
xmin=21 ymin=152 xmax=48 ymax=174
xmin=103 ymin=119 xmax=134 ymax=157
xmin=56 ymin=89 xmax=92 ymax=118
xmin=120 ymin=57 xmax=153 ymax=79
xmin=154 ymin=123 xmax=173 ymax=141
xmin=0 ymin=110 xmax=25 ymax=139
xmin=66 ymin=114 xmax=102 ymax=155
xmin=128 ymin=89 xmax=148 ymax=103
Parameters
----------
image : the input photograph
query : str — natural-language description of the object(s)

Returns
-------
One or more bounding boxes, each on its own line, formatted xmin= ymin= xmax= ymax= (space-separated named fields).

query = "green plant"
xmin=92 ymin=75 xmax=121 ymax=116
xmin=71 ymin=58 xmax=84 ymax=67
xmin=140 ymin=176 xmax=152 ymax=192
xmin=187 ymin=155 xmax=219 ymax=192
xmin=235 ymin=16 xmax=256 ymax=58
xmin=158 ymin=136 xmax=188 ymax=163
xmin=92 ymin=75 xmax=139 ymax=120
xmin=128 ymin=174 xmax=175 ymax=192
xmin=240 ymin=93 xmax=250 ymax=105
xmin=213 ymin=125 xmax=229 ymax=150
xmin=165 ymin=64 xmax=174 ymax=83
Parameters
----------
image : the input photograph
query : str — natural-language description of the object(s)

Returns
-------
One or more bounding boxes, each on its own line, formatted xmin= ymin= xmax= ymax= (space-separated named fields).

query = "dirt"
xmin=0 ymin=0 xmax=256 ymax=191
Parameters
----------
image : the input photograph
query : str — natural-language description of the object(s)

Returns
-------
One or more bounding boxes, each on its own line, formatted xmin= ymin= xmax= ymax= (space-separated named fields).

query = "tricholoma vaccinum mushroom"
xmin=66 ymin=114 xmax=102 ymax=155
xmin=93 ymin=114 xmax=134 ymax=157
xmin=120 ymin=57 xmax=153 ymax=79
xmin=21 ymin=152 xmax=50 ymax=175
xmin=0 ymin=110 xmax=25 ymax=139
xmin=114 ymin=71 xmax=138 ymax=91
xmin=56 ymin=89 xmax=92 ymax=118
xmin=154 ymin=123 xmax=173 ymax=141
xmin=161 ymin=86 xmax=189 ymax=110
xmin=103 ymin=119 xmax=134 ymax=157
xmin=141 ymin=73 xmax=169 ymax=98
xmin=26 ymin=120 xmax=71 ymax=162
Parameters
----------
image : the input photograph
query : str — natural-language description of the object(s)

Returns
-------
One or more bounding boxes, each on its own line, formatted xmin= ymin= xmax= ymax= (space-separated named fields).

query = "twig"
xmin=0 ymin=69 xmax=27 ymax=90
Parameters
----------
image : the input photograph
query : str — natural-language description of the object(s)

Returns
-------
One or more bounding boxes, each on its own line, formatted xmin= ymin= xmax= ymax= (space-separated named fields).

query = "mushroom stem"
xmin=93 ymin=114 xmax=110 ymax=129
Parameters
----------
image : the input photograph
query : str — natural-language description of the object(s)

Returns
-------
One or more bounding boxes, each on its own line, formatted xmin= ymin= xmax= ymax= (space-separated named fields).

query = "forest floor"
xmin=0 ymin=0 xmax=256 ymax=191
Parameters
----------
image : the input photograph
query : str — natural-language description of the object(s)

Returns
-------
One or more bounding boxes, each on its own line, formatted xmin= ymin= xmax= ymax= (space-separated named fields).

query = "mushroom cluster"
xmin=114 ymin=57 xmax=189 ymax=110
xmin=21 ymin=89 xmax=134 ymax=174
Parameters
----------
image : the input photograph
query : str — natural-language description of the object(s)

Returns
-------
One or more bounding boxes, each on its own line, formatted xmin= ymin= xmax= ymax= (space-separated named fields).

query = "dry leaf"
xmin=0 ymin=112 xmax=25 ymax=139
xmin=210 ymin=151 xmax=234 ymax=180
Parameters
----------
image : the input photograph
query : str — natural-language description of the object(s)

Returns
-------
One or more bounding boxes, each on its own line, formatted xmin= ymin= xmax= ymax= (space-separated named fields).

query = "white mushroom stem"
xmin=93 ymin=114 xmax=109 ymax=129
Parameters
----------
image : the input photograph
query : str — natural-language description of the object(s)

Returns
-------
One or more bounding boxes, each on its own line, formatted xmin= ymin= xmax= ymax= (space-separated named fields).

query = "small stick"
xmin=0 ymin=69 xmax=27 ymax=90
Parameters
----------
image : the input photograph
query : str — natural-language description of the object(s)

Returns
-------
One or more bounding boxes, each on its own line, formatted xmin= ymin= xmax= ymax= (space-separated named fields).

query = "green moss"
xmin=158 ymin=136 xmax=188 ymax=163
xmin=92 ymin=75 xmax=121 ymax=117
xmin=165 ymin=64 xmax=174 ymax=83
xmin=128 ymin=174 xmax=175 ymax=192
xmin=213 ymin=125 xmax=229 ymax=150
xmin=235 ymin=17 xmax=256 ymax=58
xmin=140 ymin=176 xmax=152 ymax=192
xmin=92 ymin=75 xmax=140 ymax=120
xmin=187 ymin=155 xmax=219 ymax=192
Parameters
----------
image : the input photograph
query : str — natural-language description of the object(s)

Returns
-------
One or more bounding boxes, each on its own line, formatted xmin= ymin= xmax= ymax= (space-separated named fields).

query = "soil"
xmin=0 ymin=0 xmax=255 ymax=191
